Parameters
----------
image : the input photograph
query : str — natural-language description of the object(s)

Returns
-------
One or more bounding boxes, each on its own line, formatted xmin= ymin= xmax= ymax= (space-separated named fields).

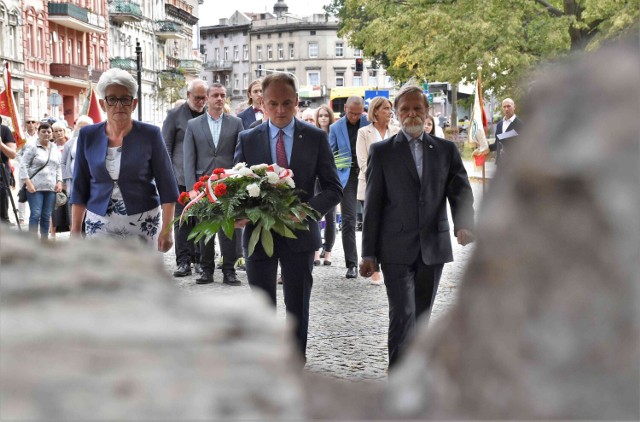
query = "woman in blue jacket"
xmin=70 ymin=69 xmax=179 ymax=252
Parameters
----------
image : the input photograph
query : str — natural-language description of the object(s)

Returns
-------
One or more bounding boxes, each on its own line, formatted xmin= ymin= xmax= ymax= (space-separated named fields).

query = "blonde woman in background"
xmin=313 ymin=104 xmax=337 ymax=266
xmin=356 ymin=97 xmax=399 ymax=285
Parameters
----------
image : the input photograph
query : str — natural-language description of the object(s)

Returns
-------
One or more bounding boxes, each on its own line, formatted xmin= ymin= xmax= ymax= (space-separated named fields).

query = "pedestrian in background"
xmin=20 ymin=123 xmax=62 ymax=238
xmin=0 ymin=122 xmax=17 ymax=225
xmin=70 ymin=68 xmax=178 ymax=252
xmin=360 ymin=85 xmax=475 ymax=369
xmin=314 ymin=104 xmax=337 ymax=266
xmin=237 ymin=79 xmax=263 ymax=129
xmin=329 ymin=96 xmax=369 ymax=279
xmin=163 ymin=79 xmax=208 ymax=277
xmin=490 ymin=98 xmax=524 ymax=165
xmin=356 ymin=96 xmax=399 ymax=285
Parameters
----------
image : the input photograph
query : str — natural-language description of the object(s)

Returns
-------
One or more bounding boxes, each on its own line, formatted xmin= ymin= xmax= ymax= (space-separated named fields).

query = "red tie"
xmin=276 ymin=129 xmax=288 ymax=168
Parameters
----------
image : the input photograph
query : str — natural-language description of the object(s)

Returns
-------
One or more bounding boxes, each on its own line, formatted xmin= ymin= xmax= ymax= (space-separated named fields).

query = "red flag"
xmin=0 ymin=63 xmax=26 ymax=149
xmin=87 ymin=85 xmax=102 ymax=123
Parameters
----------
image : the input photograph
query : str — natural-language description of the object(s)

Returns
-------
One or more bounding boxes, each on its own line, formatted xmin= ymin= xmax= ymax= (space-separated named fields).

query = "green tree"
xmin=325 ymin=0 xmax=639 ymax=97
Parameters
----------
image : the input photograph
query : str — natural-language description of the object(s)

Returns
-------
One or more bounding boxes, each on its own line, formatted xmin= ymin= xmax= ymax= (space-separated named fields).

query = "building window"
xmin=67 ymin=38 xmax=72 ymax=63
xmin=353 ymin=76 xmax=362 ymax=86
xmin=243 ymin=44 xmax=248 ymax=60
xmin=214 ymin=48 xmax=219 ymax=60
xmin=368 ymin=70 xmax=377 ymax=86
xmin=225 ymin=74 xmax=230 ymax=87
xmin=354 ymin=48 xmax=363 ymax=58
xmin=308 ymin=42 xmax=318 ymax=58
xmin=77 ymin=40 xmax=82 ymax=64
xmin=307 ymin=71 xmax=320 ymax=86
xmin=224 ymin=47 xmax=229 ymax=60
xmin=335 ymin=72 xmax=344 ymax=87
xmin=8 ymin=26 xmax=15 ymax=57
xmin=233 ymin=46 xmax=239 ymax=61
xmin=256 ymin=45 xmax=262 ymax=61
xmin=310 ymin=30 xmax=316 ymax=35
xmin=235 ymin=75 xmax=239 ymax=89
xmin=289 ymin=43 xmax=295 ymax=59
xmin=37 ymin=28 xmax=43 ymax=58
xmin=335 ymin=42 xmax=344 ymax=57
xmin=278 ymin=43 xmax=283 ymax=60
xmin=214 ymin=74 xmax=220 ymax=83
xmin=243 ymin=73 xmax=248 ymax=89
xmin=267 ymin=44 xmax=273 ymax=60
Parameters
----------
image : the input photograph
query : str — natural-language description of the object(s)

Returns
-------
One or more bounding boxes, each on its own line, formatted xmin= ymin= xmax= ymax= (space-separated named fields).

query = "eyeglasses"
xmin=104 ymin=96 xmax=134 ymax=106
xmin=26 ymin=120 xmax=37 ymax=124
xmin=188 ymin=92 xmax=207 ymax=102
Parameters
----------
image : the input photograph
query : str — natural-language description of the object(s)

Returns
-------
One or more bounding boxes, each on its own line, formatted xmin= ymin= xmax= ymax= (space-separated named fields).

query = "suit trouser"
xmin=245 ymin=242 xmax=314 ymax=358
xmin=174 ymin=185 xmax=199 ymax=266
xmin=382 ymin=260 xmax=444 ymax=369
xmin=340 ymin=168 xmax=359 ymax=268
xmin=199 ymin=228 xmax=239 ymax=276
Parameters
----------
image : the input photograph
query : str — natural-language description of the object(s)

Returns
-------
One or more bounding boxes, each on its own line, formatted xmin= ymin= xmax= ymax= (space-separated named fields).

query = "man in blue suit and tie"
xmin=234 ymin=73 xmax=342 ymax=358
xmin=329 ymin=96 xmax=369 ymax=279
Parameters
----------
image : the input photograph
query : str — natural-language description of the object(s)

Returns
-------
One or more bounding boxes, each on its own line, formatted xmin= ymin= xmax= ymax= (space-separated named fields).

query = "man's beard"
xmin=401 ymin=117 xmax=425 ymax=138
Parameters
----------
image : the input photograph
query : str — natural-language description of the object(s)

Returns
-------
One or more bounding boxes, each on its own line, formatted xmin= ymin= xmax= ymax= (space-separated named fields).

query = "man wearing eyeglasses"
xmin=162 ymin=79 xmax=208 ymax=278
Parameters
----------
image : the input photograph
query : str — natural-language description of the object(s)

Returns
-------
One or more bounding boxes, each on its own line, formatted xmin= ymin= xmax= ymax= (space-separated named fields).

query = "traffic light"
xmin=355 ymin=58 xmax=363 ymax=72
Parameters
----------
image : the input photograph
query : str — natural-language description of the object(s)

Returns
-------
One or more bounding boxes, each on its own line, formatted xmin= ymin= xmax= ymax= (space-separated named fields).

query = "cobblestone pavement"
xmin=167 ymin=180 xmax=485 ymax=381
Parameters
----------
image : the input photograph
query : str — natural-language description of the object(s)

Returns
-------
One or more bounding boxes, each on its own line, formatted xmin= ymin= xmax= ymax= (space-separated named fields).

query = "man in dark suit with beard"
xmin=490 ymin=98 xmax=524 ymax=165
xmin=163 ymin=79 xmax=208 ymax=277
xmin=183 ymin=83 xmax=245 ymax=286
xmin=234 ymin=73 xmax=342 ymax=358
xmin=360 ymin=85 xmax=476 ymax=369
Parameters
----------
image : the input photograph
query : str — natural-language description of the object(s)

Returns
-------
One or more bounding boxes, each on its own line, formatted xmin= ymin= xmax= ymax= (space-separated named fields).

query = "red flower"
xmin=213 ymin=168 xmax=225 ymax=175
xmin=199 ymin=175 xmax=210 ymax=183
xmin=193 ymin=181 xmax=204 ymax=191
xmin=214 ymin=183 xmax=228 ymax=197
xmin=178 ymin=192 xmax=190 ymax=205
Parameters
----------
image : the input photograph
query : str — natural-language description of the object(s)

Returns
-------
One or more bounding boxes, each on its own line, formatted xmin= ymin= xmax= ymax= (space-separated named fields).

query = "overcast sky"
xmin=198 ymin=0 xmax=332 ymax=26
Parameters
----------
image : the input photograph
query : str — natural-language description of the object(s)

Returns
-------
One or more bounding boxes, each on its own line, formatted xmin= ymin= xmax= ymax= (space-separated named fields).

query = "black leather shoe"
xmin=345 ymin=266 xmax=358 ymax=279
xmin=173 ymin=263 xmax=192 ymax=277
xmin=223 ymin=272 xmax=241 ymax=286
xmin=195 ymin=273 xmax=213 ymax=284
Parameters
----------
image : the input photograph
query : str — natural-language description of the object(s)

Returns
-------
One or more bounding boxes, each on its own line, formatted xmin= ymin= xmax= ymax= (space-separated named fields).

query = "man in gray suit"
xmin=163 ymin=79 xmax=208 ymax=278
xmin=183 ymin=83 xmax=244 ymax=286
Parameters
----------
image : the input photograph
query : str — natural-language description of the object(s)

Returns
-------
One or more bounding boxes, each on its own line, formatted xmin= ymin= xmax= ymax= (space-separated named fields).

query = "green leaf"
xmin=260 ymin=226 xmax=274 ymax=257
xmin=221 ymin=218 xmax=235 ymax=240
xmin=247 ymin=222 xmax=262 ymax=257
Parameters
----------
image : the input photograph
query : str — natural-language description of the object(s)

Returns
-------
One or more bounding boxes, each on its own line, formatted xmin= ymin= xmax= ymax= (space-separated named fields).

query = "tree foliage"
xmin=325 ymin=0 xmax=639 ymax=97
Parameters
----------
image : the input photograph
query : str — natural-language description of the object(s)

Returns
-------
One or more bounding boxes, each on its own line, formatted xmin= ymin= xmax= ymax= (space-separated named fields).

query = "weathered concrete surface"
xmin=385 ymin=39 xmax=640 ymax=419
xmin=0 ymin=234 xmax=305 ymax=420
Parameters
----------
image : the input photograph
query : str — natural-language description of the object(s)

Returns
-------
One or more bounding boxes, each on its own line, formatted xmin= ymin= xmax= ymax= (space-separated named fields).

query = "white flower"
xmin=266 ymin=171 xmax=280 ymax=184
xmin=238 ymin=167 xmax=254 ymax=177
xmin=233 ymin=162 xmax=247 ymax=171
xmin=284 ymin=177 xmax=295 ymax=188
xmin=246 ymin=183 xmax=261 ymax=197
xmin=250 ymin=164 xmax=268 ymax=171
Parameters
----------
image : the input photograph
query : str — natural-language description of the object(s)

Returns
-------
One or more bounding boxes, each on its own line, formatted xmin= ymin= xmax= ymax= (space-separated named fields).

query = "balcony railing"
xmin=48 ymin=2 xmax=106 ymax=31
xmin=156 ymin=20 xmax=185 ymax=39
xmin=164 ymin=0 xmax=197 ymax=26
xmin=179 ymin=59 xmax=202 ymax=74
xmin=50 ymin=63 xmax=89 ymax=80
xmin=110 ymin=57 xmax=137 ymax=71
xmin=204 ymin=60 xmax=232 ymax=71
xmin=108 ymin=0 xmax=143 ymax=23
xmin=166 ymin=56 xmax=180 ymax=69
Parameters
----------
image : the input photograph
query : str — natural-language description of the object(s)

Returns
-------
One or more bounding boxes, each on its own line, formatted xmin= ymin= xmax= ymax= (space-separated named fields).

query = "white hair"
xmin=75 ymin=115 xmax=94 ymax=127
xmin=96 ymin=68 xmax=137 ymax=99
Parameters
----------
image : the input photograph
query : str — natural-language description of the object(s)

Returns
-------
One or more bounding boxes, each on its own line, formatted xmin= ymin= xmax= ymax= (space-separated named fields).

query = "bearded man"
xmin=359 ymin=85 xmax=476 ymax=369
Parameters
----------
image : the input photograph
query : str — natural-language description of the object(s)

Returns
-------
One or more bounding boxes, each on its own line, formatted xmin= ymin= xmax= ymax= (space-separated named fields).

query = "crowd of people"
xmin=1 ymin=70 xmax=526 ymax=370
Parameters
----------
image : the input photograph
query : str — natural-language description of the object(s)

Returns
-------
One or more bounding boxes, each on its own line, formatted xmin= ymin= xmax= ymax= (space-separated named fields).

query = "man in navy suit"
xmin=236 ymin=79 xmax=263 ymax=130
xmin=360 ymin=85 xmax=476 ymax=369
xmin=234 ymin=73 xmax=342 ymax=358
xmin=490 ymin=98 xmax=524 ymax=165
xmin=162 ymin=79 xmax=208 ymax=277
xmin=329 ymin=96 xmax=369 ymax=279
